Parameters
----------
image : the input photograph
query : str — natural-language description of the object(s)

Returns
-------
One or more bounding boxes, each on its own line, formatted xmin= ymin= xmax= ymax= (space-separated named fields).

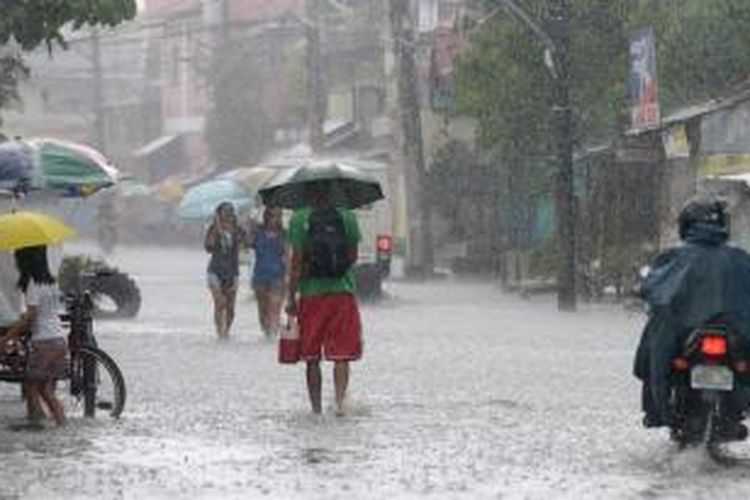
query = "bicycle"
xmin=0 ymin=269 xmax=126 ymax=419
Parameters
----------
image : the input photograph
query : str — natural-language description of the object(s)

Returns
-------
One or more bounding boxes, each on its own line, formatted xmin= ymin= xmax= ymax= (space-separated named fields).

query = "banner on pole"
xmin=629 ymin=28 xmax=660 ymax=130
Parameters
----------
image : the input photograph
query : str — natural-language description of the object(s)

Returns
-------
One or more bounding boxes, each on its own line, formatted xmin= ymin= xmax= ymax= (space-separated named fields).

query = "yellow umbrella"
xmin=0 ymin=211 xmax=76 ymax=251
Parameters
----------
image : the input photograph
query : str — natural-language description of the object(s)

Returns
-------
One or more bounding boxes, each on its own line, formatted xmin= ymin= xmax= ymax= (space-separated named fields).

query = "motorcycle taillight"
xmin=701 ymin=335 xmax=727 ymax=356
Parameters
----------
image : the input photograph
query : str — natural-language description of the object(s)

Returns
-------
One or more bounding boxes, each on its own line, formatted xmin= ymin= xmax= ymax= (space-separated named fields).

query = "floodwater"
xmin=1 ymin=245 xmax=750 ymax=499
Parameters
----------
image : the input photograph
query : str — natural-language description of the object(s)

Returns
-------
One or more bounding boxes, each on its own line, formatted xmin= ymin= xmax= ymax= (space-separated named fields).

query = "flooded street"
xmin=0 ymin=245 xmax=749 ymax=499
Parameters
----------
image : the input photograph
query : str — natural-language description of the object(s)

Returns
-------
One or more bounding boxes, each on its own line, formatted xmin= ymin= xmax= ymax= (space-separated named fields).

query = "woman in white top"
xmin=1 ymin=245 xmax=67 ymax=426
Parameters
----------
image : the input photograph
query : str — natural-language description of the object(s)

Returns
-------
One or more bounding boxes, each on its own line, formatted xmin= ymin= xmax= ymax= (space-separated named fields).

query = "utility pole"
xmin=548 ymin=0 xmax=576 ymax=311
xmin=496 ymin=0 xmax=577 ymax=310
xmin=91 ymin=28 xmax=105 ymax=150
xmin=388 ymin=0 xmax=434 ymax=276
xmin=306 ymin=0 xmax=326 ymax=155
xmin=91 ymin=27 xmax=117 ymax=254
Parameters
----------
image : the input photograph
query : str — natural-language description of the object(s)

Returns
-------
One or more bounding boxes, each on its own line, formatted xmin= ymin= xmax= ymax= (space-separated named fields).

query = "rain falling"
xmin=2 ymin=1 xmax=750 ymax=498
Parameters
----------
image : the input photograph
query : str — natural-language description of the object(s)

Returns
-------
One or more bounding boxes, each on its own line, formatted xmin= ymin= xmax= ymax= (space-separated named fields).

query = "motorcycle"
xmin=667 ymin=319 xmax=750 ymax=459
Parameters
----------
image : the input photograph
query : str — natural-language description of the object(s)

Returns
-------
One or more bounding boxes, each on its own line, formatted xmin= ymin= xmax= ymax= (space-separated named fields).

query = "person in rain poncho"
xmin=634 ymin=197 xmax=750 ymax=431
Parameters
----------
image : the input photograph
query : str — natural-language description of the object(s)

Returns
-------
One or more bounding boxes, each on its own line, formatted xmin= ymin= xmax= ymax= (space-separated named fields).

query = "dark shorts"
xmin=27 ymin=338 xmax=69 ymax=382
xmin=299 ymin=293 xmax=362 ymax=361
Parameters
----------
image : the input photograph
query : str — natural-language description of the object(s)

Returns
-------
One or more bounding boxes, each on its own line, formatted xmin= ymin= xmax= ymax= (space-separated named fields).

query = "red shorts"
xmin=299 ymin=293 xmax=362 ymax=361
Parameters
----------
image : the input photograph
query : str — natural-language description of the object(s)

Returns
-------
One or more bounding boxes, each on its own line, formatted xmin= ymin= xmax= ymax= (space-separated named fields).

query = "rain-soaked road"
xmin=2 ymin=245 xmax=750 ymax=499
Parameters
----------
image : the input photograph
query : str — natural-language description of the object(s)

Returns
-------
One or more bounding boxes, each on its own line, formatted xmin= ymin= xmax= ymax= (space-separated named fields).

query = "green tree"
xmin=454 ymin=0 xmax=750 ymax=265
xmin=457 ymin=0 xmax=750 ymax=160
xmin=456 ymin=1 xmax=630 ymax=159
xmin=1 ymin=0 xmax=137 ymax=50
xmin=451 ymin=0 xmax=750 ymax=284
xmin=631 ymin=0 xmax=750 ymax=109
xmin=0 ymin=53 xmax=28 ymax=114
xmin=0 ymin=0 xmax=136 ymax=117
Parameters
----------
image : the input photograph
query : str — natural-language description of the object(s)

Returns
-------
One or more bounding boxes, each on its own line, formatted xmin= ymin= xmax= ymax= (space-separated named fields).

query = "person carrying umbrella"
xmin=260 ymin=161 xmax=383 ymax=416
xmin=0 ymin=212 xmax=76 ymax=427
xmin=204 ymin=202 xmax=247 ymax=340
xmin=285 ymin=180 xmax=363 ymax=416
xmin=0 ymin=246 xmax=69 ymax=427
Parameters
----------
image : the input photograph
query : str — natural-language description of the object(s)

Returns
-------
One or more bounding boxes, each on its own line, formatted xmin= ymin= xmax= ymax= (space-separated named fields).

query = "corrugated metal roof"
xmin=626 ymin=89 xmax=750 ymax=136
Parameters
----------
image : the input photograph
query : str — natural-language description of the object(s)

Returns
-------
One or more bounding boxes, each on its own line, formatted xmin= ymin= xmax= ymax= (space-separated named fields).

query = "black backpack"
xmin=305 ymin=208 xmax=350 ymax=278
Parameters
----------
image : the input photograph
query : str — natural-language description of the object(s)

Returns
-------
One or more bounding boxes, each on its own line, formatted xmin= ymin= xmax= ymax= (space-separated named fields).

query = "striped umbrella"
xmin=0 ymin=141 xmax=35 ymax=195
xmin=0 ymin=138 xmax=118 ymax=198
xmin=29 ymin=138 xmax=119 ymax=197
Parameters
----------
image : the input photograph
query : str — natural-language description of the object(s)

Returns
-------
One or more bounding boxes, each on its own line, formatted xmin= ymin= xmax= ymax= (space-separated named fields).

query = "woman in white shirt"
xmin=1 ymin=245 xmax=67 ymax=426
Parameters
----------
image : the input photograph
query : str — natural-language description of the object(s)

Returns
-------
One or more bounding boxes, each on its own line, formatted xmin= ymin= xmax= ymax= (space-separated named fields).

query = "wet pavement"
xmin=1 ymin=245 xmax=750 ymax=499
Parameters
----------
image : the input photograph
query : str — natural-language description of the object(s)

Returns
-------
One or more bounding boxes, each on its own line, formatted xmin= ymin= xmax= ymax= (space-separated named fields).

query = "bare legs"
xmin=209 ymin=286 xmax=238 ymax=339
xmin=38 ymin=381 xmax=65 ymax=426
xmin=333 ymin=361 xmax=349 ymax=416
xmin=209 ymin=286 xmax=226 ymax=338
xmin=255 ymin=287 xmax=285 ymax=337
xmin=24 ymin=381 xmax=44 ymax=421
xmin=306 ymin=361 xmax=322 ymax=414
xmin=225 ymin=288 xmax=237 ymax=335
xmin=305 ymin=360 xmax=350 ymax=416
xmin=255 ymin=289 xmax=268 ymax=334
xmin=266 ymin=289 xmax=284 ymax=337
xmin=25 ymin=380 xmax=65 ymax=426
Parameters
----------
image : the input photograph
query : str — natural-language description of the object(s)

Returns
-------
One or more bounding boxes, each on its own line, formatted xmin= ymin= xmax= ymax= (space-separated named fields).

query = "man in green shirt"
xmin=287 ymin=185 xmax=363 ymax=416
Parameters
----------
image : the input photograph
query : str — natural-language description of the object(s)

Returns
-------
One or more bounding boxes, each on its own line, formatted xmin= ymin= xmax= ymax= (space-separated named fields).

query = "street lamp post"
xmin=497 ymin=0 xmax=577 ymax=311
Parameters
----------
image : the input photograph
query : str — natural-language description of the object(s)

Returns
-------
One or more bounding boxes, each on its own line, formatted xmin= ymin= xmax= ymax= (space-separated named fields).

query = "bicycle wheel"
xmin=64 ymin=346 xmax=126 ymax=419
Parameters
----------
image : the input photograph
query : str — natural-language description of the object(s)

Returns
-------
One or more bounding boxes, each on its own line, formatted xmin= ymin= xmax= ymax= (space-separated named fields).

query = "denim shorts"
xmin=252 ymin=277 xmax=285 ymax=293
xmin=207 ymin=272 xmax=238 ymax=291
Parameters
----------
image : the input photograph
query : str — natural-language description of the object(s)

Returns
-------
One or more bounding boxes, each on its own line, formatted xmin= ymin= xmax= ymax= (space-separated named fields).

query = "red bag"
xmin=278 ymin=318 xmax=300 ymax=364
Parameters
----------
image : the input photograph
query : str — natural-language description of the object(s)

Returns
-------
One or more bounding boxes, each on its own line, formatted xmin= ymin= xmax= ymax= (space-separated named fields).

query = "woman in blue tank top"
xmin=249 ymin=207 xmax=287 ymax=337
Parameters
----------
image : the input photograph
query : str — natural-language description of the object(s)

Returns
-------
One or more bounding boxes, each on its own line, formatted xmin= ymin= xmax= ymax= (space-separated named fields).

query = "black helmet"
xmin=677 ymin=197 xmax=729 ymax=241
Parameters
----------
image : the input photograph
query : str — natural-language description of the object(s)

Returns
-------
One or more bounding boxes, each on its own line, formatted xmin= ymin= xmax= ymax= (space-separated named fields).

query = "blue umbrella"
xmin=177 ymin=179 xmax=252 ymax=220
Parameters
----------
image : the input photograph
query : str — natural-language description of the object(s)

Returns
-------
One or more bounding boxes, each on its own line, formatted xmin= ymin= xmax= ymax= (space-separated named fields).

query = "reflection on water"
xmin=301 ymin=447 xmax=338 ymax=465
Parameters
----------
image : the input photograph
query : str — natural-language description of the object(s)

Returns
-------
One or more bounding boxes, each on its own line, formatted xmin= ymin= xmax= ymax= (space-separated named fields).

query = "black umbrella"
xmin=258 ymin=160 xmax=384 ymax=209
